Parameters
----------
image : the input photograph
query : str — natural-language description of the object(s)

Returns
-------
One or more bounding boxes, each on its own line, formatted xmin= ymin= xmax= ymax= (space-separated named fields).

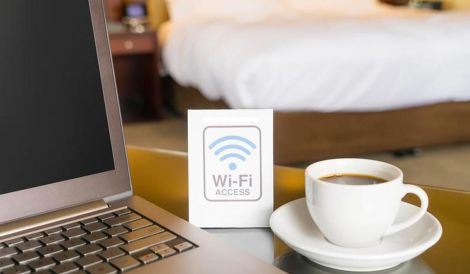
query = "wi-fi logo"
xmin=208 ymin=135 xmax=257 ymax=171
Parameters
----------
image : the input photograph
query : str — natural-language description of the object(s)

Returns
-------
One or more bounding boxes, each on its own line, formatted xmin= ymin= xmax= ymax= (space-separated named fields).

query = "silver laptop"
xmin=0 ymin=1 xmax=284 ymax=273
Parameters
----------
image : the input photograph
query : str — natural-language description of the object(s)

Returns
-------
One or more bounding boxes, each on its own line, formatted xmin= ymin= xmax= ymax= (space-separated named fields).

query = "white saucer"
xmin=270 ymin=198 xmax=442 ymax=272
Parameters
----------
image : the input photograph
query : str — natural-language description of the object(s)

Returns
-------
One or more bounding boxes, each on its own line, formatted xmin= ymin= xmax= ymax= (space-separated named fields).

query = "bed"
xmin=150 ymin=0 xmax=470 ymax=164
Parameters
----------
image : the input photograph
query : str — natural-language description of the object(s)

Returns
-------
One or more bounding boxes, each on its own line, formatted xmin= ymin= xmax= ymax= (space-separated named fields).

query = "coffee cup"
xmin=305 ymin=158 xmax=428 ymax=248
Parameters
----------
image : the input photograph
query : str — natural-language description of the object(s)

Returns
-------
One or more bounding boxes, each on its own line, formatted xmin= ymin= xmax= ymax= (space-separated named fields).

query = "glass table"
xmin=127 ymin=146 xmax=470 ymax=274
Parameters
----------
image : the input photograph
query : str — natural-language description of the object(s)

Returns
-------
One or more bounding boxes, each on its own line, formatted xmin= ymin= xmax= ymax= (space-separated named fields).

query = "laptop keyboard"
xmin=0 ymin=208 xmax=196 ymax=274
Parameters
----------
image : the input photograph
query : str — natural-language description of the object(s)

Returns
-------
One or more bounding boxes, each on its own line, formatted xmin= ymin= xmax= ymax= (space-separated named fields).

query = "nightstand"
xmin=108 ymin=24 xmax=162 ymax=121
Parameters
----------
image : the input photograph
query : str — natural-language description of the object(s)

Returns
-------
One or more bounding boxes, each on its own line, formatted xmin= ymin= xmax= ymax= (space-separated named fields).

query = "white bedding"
xmin=162 ymin=13 xmax=470 ymax=112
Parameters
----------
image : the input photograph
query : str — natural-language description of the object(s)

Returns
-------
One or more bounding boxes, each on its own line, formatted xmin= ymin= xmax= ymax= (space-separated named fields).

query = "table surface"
xmin=127 ymin=146 xmax=470 ymax=274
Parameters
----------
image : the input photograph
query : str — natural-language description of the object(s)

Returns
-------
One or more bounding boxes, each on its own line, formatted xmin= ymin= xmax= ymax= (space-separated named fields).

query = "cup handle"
xmin=384 ymin=184 xmax=429 ymax=236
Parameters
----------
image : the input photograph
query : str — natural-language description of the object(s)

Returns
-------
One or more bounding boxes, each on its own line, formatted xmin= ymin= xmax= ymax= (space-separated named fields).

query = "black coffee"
xmin=319 ymin=174 xmax=387 ymax=185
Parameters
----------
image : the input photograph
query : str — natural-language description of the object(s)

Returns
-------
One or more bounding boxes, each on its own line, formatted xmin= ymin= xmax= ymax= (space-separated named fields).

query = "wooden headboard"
xmin=147 ymin=0 xmax=169 ymax=29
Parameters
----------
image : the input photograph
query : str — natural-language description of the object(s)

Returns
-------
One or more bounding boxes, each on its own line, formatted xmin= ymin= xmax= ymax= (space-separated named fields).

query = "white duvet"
xmin=162 ymin=13 xmax=470 ymax=112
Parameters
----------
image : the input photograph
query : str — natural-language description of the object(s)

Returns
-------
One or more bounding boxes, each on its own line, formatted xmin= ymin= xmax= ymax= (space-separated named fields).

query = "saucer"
xmin=270 ymin=198 xmax=442 ymax=272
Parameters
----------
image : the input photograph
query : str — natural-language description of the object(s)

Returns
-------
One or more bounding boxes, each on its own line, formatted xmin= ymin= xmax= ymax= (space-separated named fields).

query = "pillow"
xmin=166 ymin=0 xmax=285 ymax=21
xmin=285 ymin=0 xmax=387 ymax=16
xmin=165 ymin=0 xmax=194 ymax=20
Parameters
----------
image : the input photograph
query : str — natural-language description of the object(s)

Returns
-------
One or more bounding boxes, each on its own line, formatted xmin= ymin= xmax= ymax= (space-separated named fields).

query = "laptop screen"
xmin=0 ymin=0 xmax=115 ymax=195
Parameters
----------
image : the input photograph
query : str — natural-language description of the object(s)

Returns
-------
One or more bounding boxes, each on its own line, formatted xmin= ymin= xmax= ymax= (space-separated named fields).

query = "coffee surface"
xmin=319 ymin=174 xmax=387 ymax=185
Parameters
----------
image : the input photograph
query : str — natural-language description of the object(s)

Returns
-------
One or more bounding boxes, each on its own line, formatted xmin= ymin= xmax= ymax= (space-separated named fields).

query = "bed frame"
xmin=172 ymin=82 xmax=470 ymax=164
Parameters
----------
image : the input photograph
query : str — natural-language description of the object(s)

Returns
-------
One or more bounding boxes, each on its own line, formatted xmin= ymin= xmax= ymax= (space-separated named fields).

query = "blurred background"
xmin=102 ymin=0 xmax=470 ymax=191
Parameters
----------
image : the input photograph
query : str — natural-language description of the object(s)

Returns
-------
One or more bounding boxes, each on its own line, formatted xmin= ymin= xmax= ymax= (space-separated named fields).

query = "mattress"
xmin=161 ymin=13 xmax=470 ymax=112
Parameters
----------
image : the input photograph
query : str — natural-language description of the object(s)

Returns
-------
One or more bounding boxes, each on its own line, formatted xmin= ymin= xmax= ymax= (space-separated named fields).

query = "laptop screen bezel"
xmin=0 ymin=0 xmax=132 ymax=224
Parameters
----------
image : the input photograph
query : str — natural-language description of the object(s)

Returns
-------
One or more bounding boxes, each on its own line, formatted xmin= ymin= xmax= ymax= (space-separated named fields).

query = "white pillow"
xmin=166 ymin=0 xmax=285 ymax=21
xmin=165 ymin=0 xmax=194 ymax=20
xmin=285 ymin=0 xmax=386 ymax=16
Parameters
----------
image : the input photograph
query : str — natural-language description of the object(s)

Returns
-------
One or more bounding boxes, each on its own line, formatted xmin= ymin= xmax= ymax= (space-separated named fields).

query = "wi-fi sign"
xmin=208 ymin=135 xmax=257 ymax=171
xmin=203 ymin=125 xmax=262 ymax=201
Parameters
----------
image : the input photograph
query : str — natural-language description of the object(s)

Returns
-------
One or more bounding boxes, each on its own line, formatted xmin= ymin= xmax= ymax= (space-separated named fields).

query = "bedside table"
xmin=108 ymin=24 xmax=162 ymax=121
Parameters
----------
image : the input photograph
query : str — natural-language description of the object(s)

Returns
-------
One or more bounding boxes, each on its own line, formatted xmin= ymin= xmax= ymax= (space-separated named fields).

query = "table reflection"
xmin=274 ymin=251 xmax=434 ymax=274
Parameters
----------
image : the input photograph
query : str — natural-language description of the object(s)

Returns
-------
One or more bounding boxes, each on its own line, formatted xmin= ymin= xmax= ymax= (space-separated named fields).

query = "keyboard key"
xmin=76 ymin=244 xmax=103 ymax=256
xmin=75 ymin=254 xmax=103 ymax=269
xmin=52 ymin=250 xmax=80 ymax=263
xmin=150 ymin=244 xmax=171 ymax=254
xmin=98 ymin=248 xmax=125 ymax=262
xmin=45 ymin=227 xmax=63 ymax=235
xmin=50 ymin=262 xmax=78 ymax=273
xmin=103 ymin=227 xmax=128 ymax=237
xmin=87 ymin=262 xmax=118 ymax=274
xmin=38 ymin=244 xmax=63 ymax=257
xmin=98 ymin=237 xmax=124 ymax=249
xmin=0 ymin=257 xmax=15 ymax=270
xmin=0 ymin=247 xmax=19 ymax=258
xmin=120 ymin=232 xmax=176 ymax=254
xmin=62 ymin=223 xmax=81 ymax=230
xmin=62 ymin=228 xmax=86 ymax=239
xmin=123 ymin=219 xmax=152 ymax=231
xmin=119 ymin=225 xmax=163 ymax=243
xmin=4 ymin=238 xmax=24 ymax=247
xmin=104 ymin=213 xmax=140 ymax=227
xmin=97 ymin=213 xmax=115 ymax=221
xmin=113 ymin=209 xmax=131 ymax=216
xmin=60 ymin=238 xmax=86 ymax=250
xmin=25 ymin=233 xmax=44 ymax=241
xmin=83 ymin=232 xmax=108 ymax=244
xmin=2 ymin=264 xmax=31 ymax=274
xmin=16 ymin=240 xmax=42 ymax=252
xmin=110 ymin=255 xmax=140 ymax=271
xmin=174 ymin=241 xmax=194 ymax=252
xmin=40 ymin=234 xmax=65 ymax=245
xmin=80 ymin=218 xmax=98 ymax=226
xmin=12 ymin=251 xmax=39 ymax=264
xmin=137 ymin=252 xmax=158 ymax=264
xmin=157 ymin=248 xmax=176 ymax=258
xmin=28 ymin=257 xmax=56 ymax=271
xmin=83 ymin=223 xmax=108 ymax=233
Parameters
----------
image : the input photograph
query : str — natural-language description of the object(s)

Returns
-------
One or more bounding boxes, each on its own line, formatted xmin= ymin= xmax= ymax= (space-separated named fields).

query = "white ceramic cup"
xmin=305 ymin=158 xmax=428 ymax=248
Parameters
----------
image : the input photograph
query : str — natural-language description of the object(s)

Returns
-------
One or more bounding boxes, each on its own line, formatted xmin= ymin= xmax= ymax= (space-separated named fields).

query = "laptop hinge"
xmin=0 ymin=200 xmax=108 ymax=238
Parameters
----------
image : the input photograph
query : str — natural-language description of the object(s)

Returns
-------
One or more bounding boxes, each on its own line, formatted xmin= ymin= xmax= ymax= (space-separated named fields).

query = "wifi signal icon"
xmin=208 ymin=135 xmax=257 ymax=171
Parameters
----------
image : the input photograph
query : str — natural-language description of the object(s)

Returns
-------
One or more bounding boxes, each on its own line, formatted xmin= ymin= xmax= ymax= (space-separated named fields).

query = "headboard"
xmin=147 ymin=0 xmax=169 ymax=29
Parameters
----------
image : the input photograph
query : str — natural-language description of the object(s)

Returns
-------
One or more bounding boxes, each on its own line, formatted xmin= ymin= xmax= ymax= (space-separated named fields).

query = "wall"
xmin=147 ymin=0 xmax=169 ymax=28
xmin=446 ymin=0 xmax=470 ymax=9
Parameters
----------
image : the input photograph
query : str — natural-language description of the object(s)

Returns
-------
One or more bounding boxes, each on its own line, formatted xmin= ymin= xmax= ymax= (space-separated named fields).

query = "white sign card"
xmin=188 ymin=109 xmax=273 ymax=228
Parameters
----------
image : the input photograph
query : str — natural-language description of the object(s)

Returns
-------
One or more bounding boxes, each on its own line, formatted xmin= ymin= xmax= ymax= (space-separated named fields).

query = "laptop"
xmin=0 ymin=0 xmax=285 ymax=273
